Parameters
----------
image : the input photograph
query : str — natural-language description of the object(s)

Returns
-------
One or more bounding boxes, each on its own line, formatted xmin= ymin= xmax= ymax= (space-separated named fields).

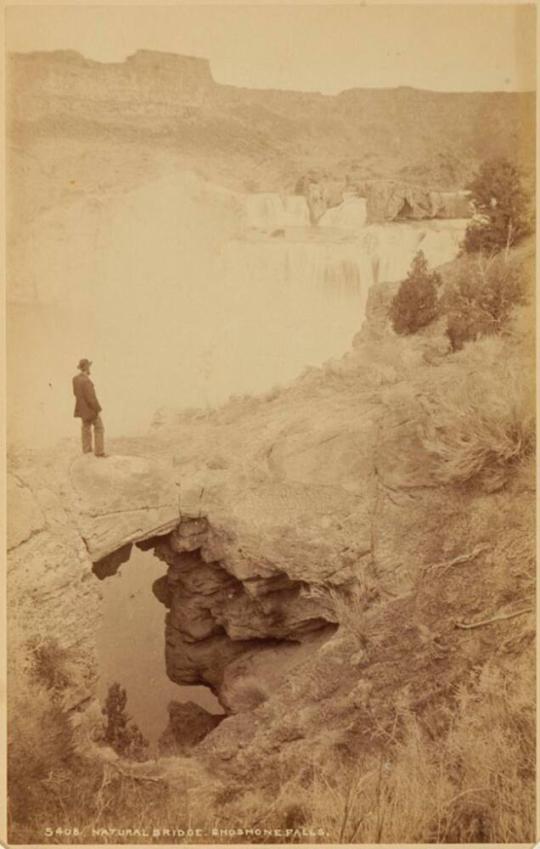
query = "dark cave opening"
xmin=93 ymin=537 xmax=225 ymax=755
xmin=92 ymin=524 xmax=338 ymax=753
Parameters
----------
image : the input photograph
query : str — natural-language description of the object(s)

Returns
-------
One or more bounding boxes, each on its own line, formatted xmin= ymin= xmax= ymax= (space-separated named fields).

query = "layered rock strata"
xmin=159 ymin=700 xmax=224 ymax=756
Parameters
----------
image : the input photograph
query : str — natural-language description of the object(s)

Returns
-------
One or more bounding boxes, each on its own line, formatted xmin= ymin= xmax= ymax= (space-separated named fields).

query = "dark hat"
xmin=77 ymin=358 xmax=92 ymax=370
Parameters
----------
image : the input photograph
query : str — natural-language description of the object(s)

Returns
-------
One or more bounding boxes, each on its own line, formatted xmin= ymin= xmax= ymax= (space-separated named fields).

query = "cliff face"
xmin=297 ymin=177 xmax=472 ymax=223
xmin=8 ymin=49 xmax=535 ymax=198
xmin=9 ymin=50 xmax=214 ymax=125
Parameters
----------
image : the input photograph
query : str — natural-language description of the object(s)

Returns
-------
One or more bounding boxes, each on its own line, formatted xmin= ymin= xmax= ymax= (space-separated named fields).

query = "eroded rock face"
xmin=9 ymin=50 xmax=215 ymax=127
xmin=360 ymin=180 xmax=471 ymax=222
xmin=158 ymin=700 xmax=223 ymax=756
xmin=149 ymin=533 xmax=337 ymax=697
xmin=69 ymin=454 xmax=179 ymax=561
xmin=7 ymin=450 xmax=183 ymax=687
xmin=295 ymin=176 xmax=471 ymax=225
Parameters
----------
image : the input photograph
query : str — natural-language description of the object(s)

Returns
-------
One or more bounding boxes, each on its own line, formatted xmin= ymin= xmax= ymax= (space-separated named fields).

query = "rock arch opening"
xmin=94 ymin=541 xmax=225 ymax=756
xmin=92 ymin=519 xmax=338 ymax=754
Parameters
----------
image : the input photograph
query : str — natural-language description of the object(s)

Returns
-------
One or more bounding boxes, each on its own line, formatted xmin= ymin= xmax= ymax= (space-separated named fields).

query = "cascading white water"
xmin=245 ymin=193 xmax=310 ymax=230
xmin=215 ymin=234 xmax=375 ymax=394
xmin=283 ymin=195 xmax=311 ymax=228
xmin=7 ymin=172 xmax=468 ymax=448
xmin=319 ymin=196 xmax=368 ymax=231
xmin=362 ymin=219 xmax=467 ymax=283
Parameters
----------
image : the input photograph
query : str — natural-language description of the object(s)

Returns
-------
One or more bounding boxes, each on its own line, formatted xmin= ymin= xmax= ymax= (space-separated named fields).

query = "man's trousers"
xmin=81 ymin=415 xmax=105 ymax=456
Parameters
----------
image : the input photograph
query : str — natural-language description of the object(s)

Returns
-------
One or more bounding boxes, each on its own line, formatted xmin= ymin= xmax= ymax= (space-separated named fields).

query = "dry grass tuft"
xmin=421 ymin=338 xmax=534 ymax=490
xmin=306 ymin=583 xmax=372 ymax=649
xmin=280 ymin=662 xmax=534 ymax=843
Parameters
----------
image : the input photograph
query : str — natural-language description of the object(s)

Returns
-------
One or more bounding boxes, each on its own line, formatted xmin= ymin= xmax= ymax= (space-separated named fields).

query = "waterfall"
xmin=215 ymin=217 xmax=467 ymax=400
xmin=283 ymin=195 xmax=311 ymax=227
xmin=363 ymin=220 xmax=468 ymax=283
xmin=319 ymin=196 xmax=368 ymax=231
xmin=245 ymin=193 xmax=310 ymax=231
xmin=8 ymin=170 xmax=468 ymax=449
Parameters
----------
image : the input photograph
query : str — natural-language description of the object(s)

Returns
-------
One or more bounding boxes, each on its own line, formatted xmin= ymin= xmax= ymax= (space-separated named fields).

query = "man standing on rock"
xmin=73 ymin=358 xmax=106 ymax=457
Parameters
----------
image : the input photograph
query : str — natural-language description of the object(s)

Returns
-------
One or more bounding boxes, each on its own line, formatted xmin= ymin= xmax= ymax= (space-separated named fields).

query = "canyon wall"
xmin=8 ymin=49 xmax=534 ymax=198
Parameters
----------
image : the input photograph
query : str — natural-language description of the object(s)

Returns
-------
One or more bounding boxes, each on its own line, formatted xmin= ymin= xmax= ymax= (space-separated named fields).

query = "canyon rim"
xmin=3 ymin=4 xmax=537 ymax=848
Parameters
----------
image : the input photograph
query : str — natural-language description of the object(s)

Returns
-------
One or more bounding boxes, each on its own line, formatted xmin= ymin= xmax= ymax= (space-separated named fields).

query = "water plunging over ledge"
xmin=97 ymin=546 xmax=224 ymax=752
xmin=7 ymin=172 xmax=468 ymax=449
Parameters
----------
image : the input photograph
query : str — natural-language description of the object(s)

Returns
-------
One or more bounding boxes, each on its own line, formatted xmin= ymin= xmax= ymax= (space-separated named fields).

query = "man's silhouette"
xmin=73 ymin=358 xmax=106 ymax=457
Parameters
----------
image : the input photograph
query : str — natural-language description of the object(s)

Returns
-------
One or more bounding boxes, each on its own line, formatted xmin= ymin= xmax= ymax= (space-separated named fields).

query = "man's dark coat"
xmin=73 ymin=373 xmax=102 ymax=421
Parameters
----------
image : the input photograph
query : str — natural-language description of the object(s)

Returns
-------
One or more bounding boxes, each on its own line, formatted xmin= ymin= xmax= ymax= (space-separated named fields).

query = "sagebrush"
xmin=442 ymin=251 xmax=529 ymax=351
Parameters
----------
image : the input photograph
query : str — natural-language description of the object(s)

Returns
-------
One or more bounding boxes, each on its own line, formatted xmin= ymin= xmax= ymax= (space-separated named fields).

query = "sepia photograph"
xmin=3 ymin=2 xmax=537 ymax=845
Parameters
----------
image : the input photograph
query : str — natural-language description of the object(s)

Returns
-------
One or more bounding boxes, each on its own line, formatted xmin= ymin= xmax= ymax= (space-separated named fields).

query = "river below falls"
xmin=96 ymin=546 xmax=224 ymax=754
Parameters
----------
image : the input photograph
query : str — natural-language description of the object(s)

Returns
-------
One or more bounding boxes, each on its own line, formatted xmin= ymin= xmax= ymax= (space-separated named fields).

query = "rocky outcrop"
xmin=430 ymin=189 xmax=473 ymax=219
xmin=8 ymin=50 xmax=214 ymax=126
xmin=358 ymin=180 xmax=472 ymax=222
xmin=293 ymin=176 xmax=471 ymax=225
xmin=149 ymin=533 xmax=337 ymax=697
xmin=69 ymin=454 xmax=179 ymax=561
xmin=305 ymin=182 xmax=328 ymax=226
xmin=6 ymin=452 xmax=180 ymax=678
xmin=158 ymin=700 xmax=223 ymax=755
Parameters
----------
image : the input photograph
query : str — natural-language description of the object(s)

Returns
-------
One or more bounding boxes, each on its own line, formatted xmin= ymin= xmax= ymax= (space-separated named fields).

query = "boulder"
xmin=158 ymin=700 xmax=223 ymax=755
xmin=68 ymin=454 xmax=179 ymax=561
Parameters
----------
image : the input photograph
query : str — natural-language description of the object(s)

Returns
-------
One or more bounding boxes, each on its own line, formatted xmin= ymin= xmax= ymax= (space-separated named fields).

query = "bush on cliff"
xmin=389 ymin=251 xmax=441 ymax=336
xmin=422 ymin=338 xmax=534 ymax=490
xmin=462 ymin=158 xmax=533 ymax=255
xmin=442 ymin=252 xmax=529 ymax=351
xmin=8 ymin=648 xmax=95 ymax=842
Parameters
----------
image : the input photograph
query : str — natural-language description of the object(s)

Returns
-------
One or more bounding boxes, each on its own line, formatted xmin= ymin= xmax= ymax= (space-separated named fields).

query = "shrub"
xmin=389 ymin=251 xmax=441 ymax=335
xmin=421 ymin=344 xmax=535 ymax=490
xmin=27 ymin=636 xmax=72 ymax=693
xmin=443 ymin=253 xmax=529 ymax=351
xmin=102 ymin=682 xmax=149 ymax=761
xmin=462 ymin=158 xmax=532 ymax=255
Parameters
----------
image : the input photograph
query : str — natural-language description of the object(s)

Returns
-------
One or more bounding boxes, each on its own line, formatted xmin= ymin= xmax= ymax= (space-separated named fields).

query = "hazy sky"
xmin=6 ymin=4 xmax=536 ymax=93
